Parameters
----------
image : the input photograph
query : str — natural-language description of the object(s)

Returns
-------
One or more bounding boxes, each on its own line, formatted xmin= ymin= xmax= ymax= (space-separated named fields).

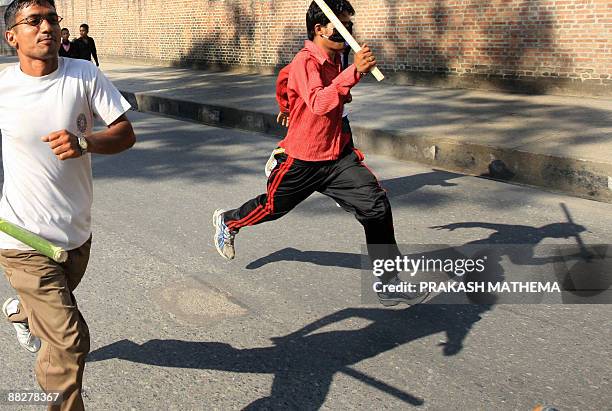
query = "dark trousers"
xmin=224 ymin=147 xmax=400 ymax=282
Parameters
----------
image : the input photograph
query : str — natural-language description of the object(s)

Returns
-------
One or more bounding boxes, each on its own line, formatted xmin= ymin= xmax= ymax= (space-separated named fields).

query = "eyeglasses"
xmin=9 ymin=14 xmax=63 ymax=30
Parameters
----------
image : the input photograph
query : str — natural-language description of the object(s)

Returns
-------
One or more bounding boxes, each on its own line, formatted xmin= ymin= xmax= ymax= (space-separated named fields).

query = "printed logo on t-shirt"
xmin=76 ymin=113 xmax=87 ymax=135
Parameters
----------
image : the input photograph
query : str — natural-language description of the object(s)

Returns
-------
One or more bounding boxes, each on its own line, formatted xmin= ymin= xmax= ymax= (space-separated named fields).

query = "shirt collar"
xmin=304 ymin=40 xmax=339 ymax=66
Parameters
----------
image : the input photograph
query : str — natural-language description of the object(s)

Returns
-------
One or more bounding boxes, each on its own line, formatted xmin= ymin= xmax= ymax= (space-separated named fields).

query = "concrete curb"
xmin=120 ymin=90 xmax=612 ymax=203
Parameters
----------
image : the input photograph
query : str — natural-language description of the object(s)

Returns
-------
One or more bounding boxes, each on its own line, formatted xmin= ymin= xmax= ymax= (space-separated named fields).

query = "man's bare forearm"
xmin=87 ymin=115 xmax=136 ymax=154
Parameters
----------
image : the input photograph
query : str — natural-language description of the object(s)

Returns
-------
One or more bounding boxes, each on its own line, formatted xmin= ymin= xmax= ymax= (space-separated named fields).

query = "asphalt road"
xmin=0 ymin=111 xmax=610 ymax=410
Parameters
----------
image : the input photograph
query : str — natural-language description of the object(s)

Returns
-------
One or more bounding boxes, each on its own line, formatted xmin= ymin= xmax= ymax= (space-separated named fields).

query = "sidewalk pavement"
xmin=1 ymin=56 xmax=611 ymax=202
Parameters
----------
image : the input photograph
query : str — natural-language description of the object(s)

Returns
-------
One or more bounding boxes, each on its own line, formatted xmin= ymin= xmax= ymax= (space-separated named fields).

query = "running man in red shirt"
xmin=213 ymin=0 xmax=427 ymax=306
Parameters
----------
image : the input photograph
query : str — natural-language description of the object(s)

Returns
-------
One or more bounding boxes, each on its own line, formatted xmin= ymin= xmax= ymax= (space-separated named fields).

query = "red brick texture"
xmin=2 ymin=1 xmax=611 ymax=95
xmin=0 ymin=6 xmax=15 ymax=55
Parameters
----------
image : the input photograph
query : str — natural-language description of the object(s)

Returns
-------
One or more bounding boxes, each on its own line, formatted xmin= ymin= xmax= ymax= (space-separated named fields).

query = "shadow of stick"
xmin=341 ymin=366 xmax=424 ymax=406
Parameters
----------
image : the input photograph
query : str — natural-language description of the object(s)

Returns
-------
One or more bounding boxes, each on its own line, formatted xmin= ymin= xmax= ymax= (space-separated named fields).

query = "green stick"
xmin=0 ymin=219 xmax=68 ymax=263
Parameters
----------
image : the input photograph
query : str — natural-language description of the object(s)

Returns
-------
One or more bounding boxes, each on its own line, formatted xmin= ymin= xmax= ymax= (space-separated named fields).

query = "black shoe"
xmin=377 ymin=277 xmax=430 ymax=307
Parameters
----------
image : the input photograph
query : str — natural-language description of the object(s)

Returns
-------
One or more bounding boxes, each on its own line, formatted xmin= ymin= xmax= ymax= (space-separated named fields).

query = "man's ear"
xmin=5 ymin=30 xmax=17 ymax=48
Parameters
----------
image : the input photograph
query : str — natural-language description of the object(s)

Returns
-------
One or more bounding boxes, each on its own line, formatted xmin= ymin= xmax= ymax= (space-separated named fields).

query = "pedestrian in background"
xmin=74 ymin=23 xmax=98 ymax=66
xmin=58 ymin=27 xmax=79 ymax=58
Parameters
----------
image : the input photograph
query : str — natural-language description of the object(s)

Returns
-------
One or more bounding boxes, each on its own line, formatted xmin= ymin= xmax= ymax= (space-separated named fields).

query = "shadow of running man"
xmin=247 ymin=217 xmax=592 ymax=304
xmin=247 ymin=220 xmax=587 ymax=271
xmin=88 ymin=299 xmax=491 ymax=409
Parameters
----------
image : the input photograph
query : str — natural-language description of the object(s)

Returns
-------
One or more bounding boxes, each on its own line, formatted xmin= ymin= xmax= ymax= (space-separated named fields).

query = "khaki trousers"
xmin=0 ymin=237 xmax=92 ymax=411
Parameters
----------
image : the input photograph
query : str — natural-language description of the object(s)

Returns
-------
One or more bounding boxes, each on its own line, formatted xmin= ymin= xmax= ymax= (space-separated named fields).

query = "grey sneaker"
xmin=377 ymin=277 xmax=430 ymax=307
xmin=2 ymin=297 xmax=41 ymax=353
xmin=212 ymin=209 xmax=236 ymax=260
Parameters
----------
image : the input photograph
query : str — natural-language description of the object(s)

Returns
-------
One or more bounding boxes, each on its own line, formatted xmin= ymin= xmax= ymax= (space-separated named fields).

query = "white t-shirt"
xmin=0 ymin=57 xmax=131 ymax=250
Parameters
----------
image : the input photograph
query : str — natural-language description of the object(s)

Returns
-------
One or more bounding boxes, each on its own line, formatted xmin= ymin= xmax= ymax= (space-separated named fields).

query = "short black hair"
xmin=4 ymin=0 xmax=56 ymax=28
xmin=306 ymin=0 xmax=354 ymax=41
xmin=61 ymin=27 xmax=68 ymax=33
xmin=80 ymin=23 xmax=89 ymax=31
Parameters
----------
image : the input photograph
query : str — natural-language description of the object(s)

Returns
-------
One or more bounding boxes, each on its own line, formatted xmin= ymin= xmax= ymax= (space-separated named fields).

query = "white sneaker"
xmin=212 ymin=209 xmax=236 ymax=260
xmin=2 ymin=297 xmax=41 ymax=353
xmin=377 ymin=277 xmax=430 ymax=307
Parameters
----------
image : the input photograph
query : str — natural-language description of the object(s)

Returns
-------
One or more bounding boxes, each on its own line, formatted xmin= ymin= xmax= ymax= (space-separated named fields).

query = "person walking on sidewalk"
xmin=0 ymin=1 xmax=135 ymax=409
xmin=213 ymin=0 xmax=427 ymax=307
xmin=74 ymin=23 xmax=98 ymax=66
xmin=58 ymin=27 xmax=79 ymax=58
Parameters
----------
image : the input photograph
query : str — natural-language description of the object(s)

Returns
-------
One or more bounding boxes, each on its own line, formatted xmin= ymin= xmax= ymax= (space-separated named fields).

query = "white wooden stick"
xmin=313 ymin=0 xmax=385 ymax=81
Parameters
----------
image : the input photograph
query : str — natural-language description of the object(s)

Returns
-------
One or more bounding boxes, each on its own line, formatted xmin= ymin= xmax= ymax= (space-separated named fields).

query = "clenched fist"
xmin=355 ymin=44 xmax=377 ymax=75
xmin=41 ymin=130 xmax=83 ymax=161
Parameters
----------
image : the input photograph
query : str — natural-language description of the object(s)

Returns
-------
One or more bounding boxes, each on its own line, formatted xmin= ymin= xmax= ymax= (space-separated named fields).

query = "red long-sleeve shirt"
xmin=276 ymin=64 xmax=291 ymax=114
xmin=278 ymin=41 xmax=362 ymax=161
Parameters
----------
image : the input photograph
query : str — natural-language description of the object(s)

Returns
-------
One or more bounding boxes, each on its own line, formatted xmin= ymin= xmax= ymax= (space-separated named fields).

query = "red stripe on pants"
xmin=227 ymin=158 xmax=294 ymax=230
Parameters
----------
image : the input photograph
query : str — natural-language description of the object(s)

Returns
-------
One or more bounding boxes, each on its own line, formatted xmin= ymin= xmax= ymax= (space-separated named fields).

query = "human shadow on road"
xmin=429 ymin=218 xmax=596 ymax=303
xmin=247 ymin=219 xmax=587 ymax=271
xmin=247 ymin=214 xmax=600 ymax=304
xmin=380 ymin=170 xmax=462 ymax=199
xmin=247 ymin=248 xmax=362 ymax=270
xmin=88 ymin=300 xmax=491 ymax=409
xmin=431 ymin=220 xmax=587 ymax=247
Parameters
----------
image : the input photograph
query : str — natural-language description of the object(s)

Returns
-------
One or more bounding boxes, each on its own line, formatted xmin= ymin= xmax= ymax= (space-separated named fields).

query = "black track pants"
xmin=224 ymin=149 xmax=401 ymax=280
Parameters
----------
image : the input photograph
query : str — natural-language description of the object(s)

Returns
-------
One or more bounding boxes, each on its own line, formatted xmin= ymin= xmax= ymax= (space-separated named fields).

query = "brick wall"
xmin=4 ymin=1 xmax=611 ymax=95
xmin=0 ymin=6 xmax=16 ymax=55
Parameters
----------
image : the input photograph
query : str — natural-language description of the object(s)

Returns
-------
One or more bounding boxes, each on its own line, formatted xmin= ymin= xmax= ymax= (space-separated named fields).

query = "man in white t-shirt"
xmin=0 ymin=1 xmax=135 ymax=409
